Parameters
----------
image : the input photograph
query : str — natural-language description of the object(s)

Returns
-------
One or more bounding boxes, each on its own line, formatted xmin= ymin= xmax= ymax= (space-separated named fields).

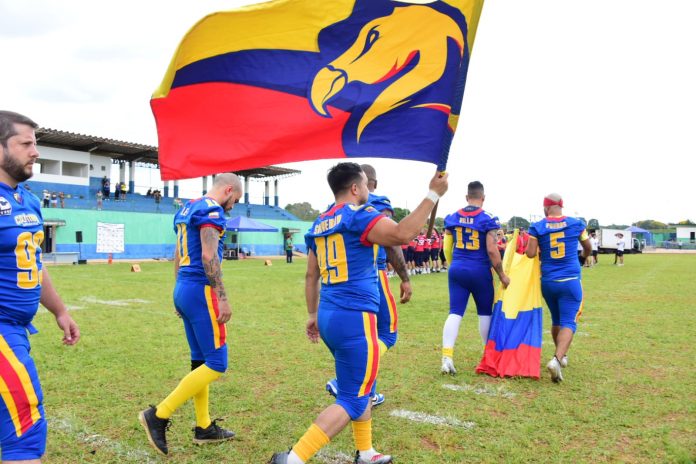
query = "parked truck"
xmin=598 ymin=228 xmax=642 ymax=253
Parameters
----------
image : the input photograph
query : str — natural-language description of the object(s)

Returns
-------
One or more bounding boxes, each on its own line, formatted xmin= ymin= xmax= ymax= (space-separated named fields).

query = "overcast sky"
xmin=1 ymin=0 xmax=694 ymax=225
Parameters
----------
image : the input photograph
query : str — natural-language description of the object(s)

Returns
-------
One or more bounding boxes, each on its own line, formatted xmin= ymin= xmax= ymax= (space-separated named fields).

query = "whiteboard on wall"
xmin=96 ymin=222 xmax=125 ymax=253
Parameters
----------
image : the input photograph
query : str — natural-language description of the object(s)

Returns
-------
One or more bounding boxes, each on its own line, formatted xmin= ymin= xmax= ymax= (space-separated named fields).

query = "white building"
xmin=675 ymin=225 xmax=696 ymax=244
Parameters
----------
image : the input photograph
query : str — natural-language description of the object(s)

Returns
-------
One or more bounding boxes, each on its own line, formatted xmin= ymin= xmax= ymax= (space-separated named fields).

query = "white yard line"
xmin=316 ymin=448 xmax=355 ymax=464
xmin=79 ymin=296 xmax=151 ymax=307
xmin=442 ymin=383 xmax=516 ymax=399
xmin=389 ymin=409 xmax=475 ymax=429
xmin=49 ymin=416 xmax=157 ymax=463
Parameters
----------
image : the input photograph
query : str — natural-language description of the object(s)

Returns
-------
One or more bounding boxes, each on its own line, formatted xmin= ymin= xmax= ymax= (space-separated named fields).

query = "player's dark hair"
xmin=467 ymin=181 xmax=484 ymax=199
xmin=0 ymin=111 xmax=38 ymax=148
xmin=327 ymin=162 xmax=364 ymax=195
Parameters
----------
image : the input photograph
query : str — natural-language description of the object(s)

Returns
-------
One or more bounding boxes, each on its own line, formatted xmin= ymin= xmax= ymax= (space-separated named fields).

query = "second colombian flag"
xmin=476 ymin=231 xmax=544 ymax=379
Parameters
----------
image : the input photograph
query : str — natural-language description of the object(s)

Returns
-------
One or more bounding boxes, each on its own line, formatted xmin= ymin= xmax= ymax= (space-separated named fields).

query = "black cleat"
xmin=193 ymin=418 xmax=236 ymax=445
xmin=268 ymin=450 xmax=290 ymax=463
xmin=138 ymin=405 xmax=171 ymax=456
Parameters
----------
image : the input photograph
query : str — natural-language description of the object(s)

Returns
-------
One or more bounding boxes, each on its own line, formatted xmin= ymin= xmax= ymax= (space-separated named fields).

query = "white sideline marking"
xmin=49 ymin=416 xmax=156 ymax=463
xmin=79 ymin=296 xmax=150 ymax=307
xmin=390 ymin=409 xmax=475 ymax=429
xmin=442 ymin=383 xmax=516 ymax=399
xmin=316 ymin=449 xmax=355 ymax=464
xmin=575 ymin=331 xmax=590 ymax=337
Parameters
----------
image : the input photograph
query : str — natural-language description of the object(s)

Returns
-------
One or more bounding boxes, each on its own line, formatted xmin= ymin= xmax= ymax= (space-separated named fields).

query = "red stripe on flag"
xmin=152 ymin=82 xmax=350 ymax=180
xmin=0 ymin=352 xmax=35 ymax=434
xmin=475 ymin=340 xmax=541 ymax=379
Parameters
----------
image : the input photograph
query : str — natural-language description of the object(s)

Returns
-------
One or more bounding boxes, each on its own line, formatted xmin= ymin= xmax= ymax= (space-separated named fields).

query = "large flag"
xmin=476 ymin=230 xmax=543 ymax=379
xmin=151 ymin=0 xmax=485 ymax=180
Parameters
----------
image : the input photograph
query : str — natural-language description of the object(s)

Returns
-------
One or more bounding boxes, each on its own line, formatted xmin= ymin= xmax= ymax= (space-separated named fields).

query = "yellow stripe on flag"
xmin=495 ymin=229 xmax=543 ymax=319
xmin=153 ymin=0 xmax=356 ymax=98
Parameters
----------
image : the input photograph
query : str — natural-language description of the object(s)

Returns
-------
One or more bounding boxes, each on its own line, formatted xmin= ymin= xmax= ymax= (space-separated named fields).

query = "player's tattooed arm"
xmin=387 ymin=244 xmax=413 ymax=303
xmin=201 ymin=227 xmax=228 ymax=302
xmin=386 ymin=245 xmax=409 ymax=282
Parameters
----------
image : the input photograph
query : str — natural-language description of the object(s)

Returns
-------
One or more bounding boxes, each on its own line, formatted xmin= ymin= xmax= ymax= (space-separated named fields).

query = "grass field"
xmin=30 ymin=254 xmax=695 ymax=463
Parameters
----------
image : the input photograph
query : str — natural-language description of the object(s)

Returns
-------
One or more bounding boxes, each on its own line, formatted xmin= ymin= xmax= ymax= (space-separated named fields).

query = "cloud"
xmin=0 ymin=2 xmax=68 ymax=37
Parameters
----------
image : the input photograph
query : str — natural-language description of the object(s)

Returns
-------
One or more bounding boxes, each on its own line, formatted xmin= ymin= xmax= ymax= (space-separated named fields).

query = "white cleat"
xmin=354 ymin=451 xmax=393 ymax=464
xmin=547 ymin=357 xmax=564 ymax=383
xmin=441 ymin=356 xmax=457 ymax=375
xmin=560 ymin=355 xmax=568 ymax=368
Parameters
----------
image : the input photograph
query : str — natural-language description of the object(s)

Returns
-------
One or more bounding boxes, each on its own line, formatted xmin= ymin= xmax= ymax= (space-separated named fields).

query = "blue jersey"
xmin=174 ymin=197 xmax=227 ymax=284
xmin=305 ymin=203 xmax=385 ymax=312
xmin=444 ymin=207 xmax=500 ymax=266
xmin=0 ymin=183 xmax=44 ymax=326
xmin=368 ymin=193 xmax=393 ymax=270
xmin=529 ymin=216 xmax=588 ymax=282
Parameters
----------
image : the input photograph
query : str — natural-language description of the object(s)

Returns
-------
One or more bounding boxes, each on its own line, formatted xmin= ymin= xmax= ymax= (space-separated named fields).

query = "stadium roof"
xmin=35 ymin=127 xmax=300 ymax=179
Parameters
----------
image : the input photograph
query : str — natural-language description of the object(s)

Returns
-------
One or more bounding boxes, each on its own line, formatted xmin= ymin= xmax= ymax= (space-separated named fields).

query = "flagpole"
xmin=426 ymin=170 xmax=446 ymax=236
xmin=427 ymin=201 xmax=438 ymax=236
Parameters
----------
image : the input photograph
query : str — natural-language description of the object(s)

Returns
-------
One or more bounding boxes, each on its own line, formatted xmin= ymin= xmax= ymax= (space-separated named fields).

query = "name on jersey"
xmin=14 ymin=213 xmax=41 ymax=227
xmin=314 ymin=214 xmax=342 ymax=234
xmin=0 ymin=196 xmax=11 ymax=216
xmin=546 ymin=222 xmax=567 ymax=230
xmin=458 ymin=217 xmax=475 ymax=225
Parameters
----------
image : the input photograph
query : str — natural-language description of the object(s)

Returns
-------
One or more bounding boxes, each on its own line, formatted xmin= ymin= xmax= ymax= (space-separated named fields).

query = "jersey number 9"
xmin=16 ymin=231 xmax=44 ymax=289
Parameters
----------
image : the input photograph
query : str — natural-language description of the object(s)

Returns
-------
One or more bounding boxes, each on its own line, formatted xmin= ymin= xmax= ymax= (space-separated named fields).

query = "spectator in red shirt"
xmin=516 ymin=227 xmax=530 ymax=254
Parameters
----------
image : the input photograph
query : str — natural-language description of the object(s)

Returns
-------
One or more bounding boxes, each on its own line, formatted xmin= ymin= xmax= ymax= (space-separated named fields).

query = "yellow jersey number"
xmin=16 ymin=231 xmax=45 ymax=289
xmin=315 ymin=234 xmax=348 ymax=284
xmin=455 ymin=227 xmax=480 ymax=250
xmin=550 ymin=231 xmax=566 ymax=259
xmin=176 ymin=223 xmax=191 ymax=266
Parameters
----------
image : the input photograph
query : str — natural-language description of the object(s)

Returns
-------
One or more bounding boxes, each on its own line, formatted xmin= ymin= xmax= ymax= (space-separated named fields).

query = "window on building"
xmin=39 ymin=159 xmax=61 ymax=175
xmin=62 ymin=161 xmax=88 ymax=178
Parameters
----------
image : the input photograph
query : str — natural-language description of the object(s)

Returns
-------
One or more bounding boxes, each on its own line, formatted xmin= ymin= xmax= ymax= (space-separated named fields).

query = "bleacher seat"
xmin=36 ymin=190 xmax=300 ymax=220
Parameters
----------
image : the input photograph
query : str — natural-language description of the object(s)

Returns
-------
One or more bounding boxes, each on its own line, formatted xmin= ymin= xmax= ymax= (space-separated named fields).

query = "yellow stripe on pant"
xmin=358 ymin=313 xmax=379 ymax=397
xmin=378 ymin=270 xmax=397 ymax=332
xmin=0 ymin=335 xmax=41 ymax=436
xmin=204 ymin=286 xmax=222 ymax=349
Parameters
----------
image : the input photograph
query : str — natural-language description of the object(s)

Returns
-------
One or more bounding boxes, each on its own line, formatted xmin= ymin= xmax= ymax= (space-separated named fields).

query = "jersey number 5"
xmin=16 ymin=231 xmax=44 ymax=289
xmin=550 ymin=231 xmax=566 ymax=259
xmin=315 ymin=234 xmax=348 ymax=284
xmin=455 ymin=227 xmax=480 ymax=250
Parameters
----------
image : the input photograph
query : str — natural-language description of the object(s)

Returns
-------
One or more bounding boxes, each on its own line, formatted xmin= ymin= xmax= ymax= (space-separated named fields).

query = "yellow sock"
xmin=378 ymin=340 xmax=389 ymax=356
xmin=292 ymin=423 xmax=330 ymax=462
xmin=442 ymin=347 xmax=454 ymax=358
xmin=156 ymin=365 xmax=222 ymax=419
xmin=193 ymin=385 xmax=211 ymax=428
xmin=351 ymin=419 xmax=372 ymax=452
